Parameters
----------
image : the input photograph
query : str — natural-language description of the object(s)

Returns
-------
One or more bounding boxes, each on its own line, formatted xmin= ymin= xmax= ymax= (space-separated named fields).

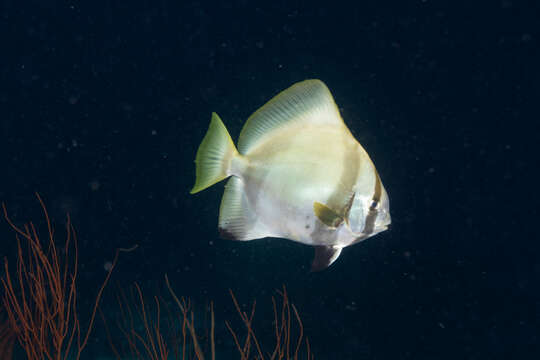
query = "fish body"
xmin=191 ymin=80 xmax=390 ymax=270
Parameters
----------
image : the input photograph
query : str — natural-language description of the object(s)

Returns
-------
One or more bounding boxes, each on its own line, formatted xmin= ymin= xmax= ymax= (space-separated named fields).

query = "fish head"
xmin=347 ymin=182 xmax=391 ymax=241
xmin=372 ymin=184 xmax=391 ymax=232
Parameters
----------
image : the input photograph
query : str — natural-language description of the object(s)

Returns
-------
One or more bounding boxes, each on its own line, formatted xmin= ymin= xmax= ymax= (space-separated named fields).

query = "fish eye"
xmin=370 ymin=200 xmax=378 ymax=210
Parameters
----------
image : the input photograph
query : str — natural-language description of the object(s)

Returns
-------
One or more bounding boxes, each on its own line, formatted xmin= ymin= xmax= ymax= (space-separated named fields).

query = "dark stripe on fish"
xmin=362 ymin=169 xmax=382 ymax=236
xmin=311 ymin=134 xmax=359 ymax=241
xmin=326 ymin=134 xmax=360 ymax=214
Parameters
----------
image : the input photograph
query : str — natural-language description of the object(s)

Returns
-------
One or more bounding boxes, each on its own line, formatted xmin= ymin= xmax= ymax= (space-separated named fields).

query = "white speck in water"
xmin=103 ymin=261 xmax=113 ymax=272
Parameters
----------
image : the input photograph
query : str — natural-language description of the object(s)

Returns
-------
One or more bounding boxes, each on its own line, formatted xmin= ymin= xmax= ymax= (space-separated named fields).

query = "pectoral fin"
xmin=311 ymin=246 xmax=343 ymax=272
xmin=314 ymin=192 xmax=356 ymax=229
xmin=313 ymin=202 xmax=344 ymax=228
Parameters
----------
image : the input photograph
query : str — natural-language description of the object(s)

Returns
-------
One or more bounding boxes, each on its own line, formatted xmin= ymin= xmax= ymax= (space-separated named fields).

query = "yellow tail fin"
xmin=190 ymin=113 xmax=238 ymax=194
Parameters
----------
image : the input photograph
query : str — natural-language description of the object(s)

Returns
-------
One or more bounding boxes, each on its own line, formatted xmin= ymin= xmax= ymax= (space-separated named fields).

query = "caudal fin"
xmin=190 ymin=113 xmax=238 ymax=194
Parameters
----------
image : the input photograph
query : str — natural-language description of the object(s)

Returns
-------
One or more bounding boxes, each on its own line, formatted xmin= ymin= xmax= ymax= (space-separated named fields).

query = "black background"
xmin=1 ymin=1 xmax=538 ymax=359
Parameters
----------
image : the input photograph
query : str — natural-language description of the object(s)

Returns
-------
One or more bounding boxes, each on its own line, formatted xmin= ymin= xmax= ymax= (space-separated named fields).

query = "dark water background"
xmin=1 ymin=1 xmax=538 ymax=359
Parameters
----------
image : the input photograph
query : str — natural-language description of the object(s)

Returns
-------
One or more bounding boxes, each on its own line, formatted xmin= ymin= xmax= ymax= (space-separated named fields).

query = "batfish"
xmin=191 ymin=79 xmax=391 ymax=271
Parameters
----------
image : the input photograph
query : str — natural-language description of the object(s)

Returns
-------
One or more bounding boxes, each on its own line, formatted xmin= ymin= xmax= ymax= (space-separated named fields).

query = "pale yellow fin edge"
xmin=237 ymin=79 xmax=344 ymax=154
xmin=190 ymin=113 xmax=238 ymax=194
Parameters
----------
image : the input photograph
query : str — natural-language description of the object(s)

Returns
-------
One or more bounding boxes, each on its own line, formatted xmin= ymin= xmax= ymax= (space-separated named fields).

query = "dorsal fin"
xmin=237 ymin=79 xmax=344 ymax=155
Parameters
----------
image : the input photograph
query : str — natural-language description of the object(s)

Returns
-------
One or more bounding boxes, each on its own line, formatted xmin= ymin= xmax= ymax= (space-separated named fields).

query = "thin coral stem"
xmin=109 ymin=277 xmax=215 ymax=360
xmin=229 ymin=290 xmax=265 ymax=359
xmin=225 ymin=319 xmax=246 ymax=360
xmin=165 ymin=274 xmax=206 ymax=360
xmin=291 ymin=304 xmax=303 ymax=360
xmin=134 ymin=283 xmax=158 ymax=358
xmin=228 ymin=287 xmax=311 ymax=360
xmin=210 ymin=301 xmax=215 ymax=360
xmin=0 ymin=307 xmax=16 ymax=360
xmin=99 ymin=307 xmax=122 ymax=360
xmin=77 ymin=247 xmax=120 ymax=359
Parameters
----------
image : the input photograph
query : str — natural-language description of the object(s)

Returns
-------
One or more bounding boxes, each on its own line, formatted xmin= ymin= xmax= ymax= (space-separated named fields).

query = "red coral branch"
xmin=1 ymin=194 xmax=118 ymax=360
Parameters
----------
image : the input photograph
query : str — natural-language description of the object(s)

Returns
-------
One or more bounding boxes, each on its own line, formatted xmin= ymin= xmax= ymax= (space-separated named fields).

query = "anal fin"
xmin=311 ymin=246 xmax=343 ymax=272
xmin=219 ymin=177 xmax=271 ymax=241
